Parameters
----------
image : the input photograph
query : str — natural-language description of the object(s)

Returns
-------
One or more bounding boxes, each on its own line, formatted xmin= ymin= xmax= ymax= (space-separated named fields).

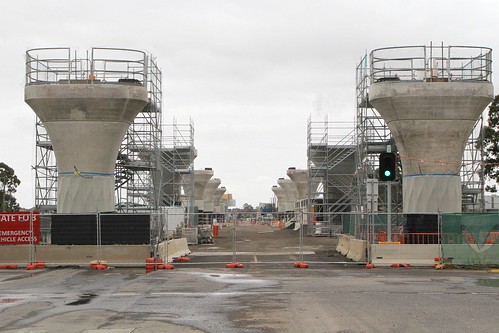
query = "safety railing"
xmin=370 ymin=44 xmax=493 ymax=83
xmin=26 ymin=47 xmax=148 ymax=86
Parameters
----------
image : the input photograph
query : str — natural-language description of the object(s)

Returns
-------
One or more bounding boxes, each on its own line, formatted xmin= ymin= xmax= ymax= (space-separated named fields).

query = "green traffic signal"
xmin=379 ymin=152 xmax=396 ymax=181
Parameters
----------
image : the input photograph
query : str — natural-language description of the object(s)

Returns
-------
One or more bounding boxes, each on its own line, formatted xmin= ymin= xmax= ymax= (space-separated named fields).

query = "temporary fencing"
xmin=441 ymin=213 xmax=499 ymax=266
xmin=0 ymin=211 xmax=191 ymax=268
xmin=8 ymin=210 xmax=498 ymax=269
xmin=339 ymin=212 xmax=440 ymax=265
xmin=338 ymin=211 xmax=499 ymax=267
xmin=0 ymin=210 xmax=293 ymax=269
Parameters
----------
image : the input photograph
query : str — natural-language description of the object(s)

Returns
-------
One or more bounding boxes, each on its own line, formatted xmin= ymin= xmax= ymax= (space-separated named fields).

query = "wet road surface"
xmin=1 ymin=224 xmax=499 ymax=332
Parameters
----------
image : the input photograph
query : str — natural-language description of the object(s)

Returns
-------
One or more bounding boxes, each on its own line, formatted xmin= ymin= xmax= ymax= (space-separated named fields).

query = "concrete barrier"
xmin=346 ymin=239 xmax=367 ymax=262
xmin=339 ymin=235 xmax=352 ymax=256
xmin=0 ymin=245 xmax=151 ymax=266
xmin=159 ymin=238 xmax=191 ymax=263
xmin=335 ymin=234 xmax=345 ymax=253
xmin=371 ymin=244 xmax=439 ymax=266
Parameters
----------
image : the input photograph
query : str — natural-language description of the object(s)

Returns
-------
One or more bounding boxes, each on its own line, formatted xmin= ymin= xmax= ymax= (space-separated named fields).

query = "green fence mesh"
xmin=442 ymin=213 xmax=499 ymax=266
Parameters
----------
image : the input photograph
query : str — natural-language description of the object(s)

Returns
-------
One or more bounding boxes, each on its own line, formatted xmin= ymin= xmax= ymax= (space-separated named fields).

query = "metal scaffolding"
xmin=34 ymin=120 xmax=57 ymax=212
xmin=115 ymin=55 xmax=162 ymax=213
xmin=160 ymin=119 xmax=196 ymax=218
xmin=461 ymin=116 xmax=485 ymax=212
xmin=355 ymin=53 xmax=401 ymax=215
xmin=307 ymin=115 xmax=357 ymax=236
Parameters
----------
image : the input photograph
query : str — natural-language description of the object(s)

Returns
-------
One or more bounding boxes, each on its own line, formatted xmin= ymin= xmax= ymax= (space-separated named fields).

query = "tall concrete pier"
xmin=368 ymin=45 xmax=493 ymax=213
xmin=287 ymin=168 xmax=308 ymax=200
xmin=193 ymin=168 xmax=214 ymax=211
xmin=25 ymin=48 xmax=150 ymax=213
xmin=277 ymin=178 xmax=298 ymax=212
xmin=203 ymin=178 xmax=221 ymax=212
xmin=271 ymin=185 xmax=288 ymax=212
xmin=213 ymin=186 xmax=226 ymax=213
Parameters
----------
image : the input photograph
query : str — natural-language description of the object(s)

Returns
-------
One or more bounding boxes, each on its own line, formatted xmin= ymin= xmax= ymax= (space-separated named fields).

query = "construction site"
xmin=272 ymin=44 xmax=497 ymax=267
xmin=0 ymin=44 xmax=498 ymax=269
xmin=2 ymin=43 xmax=499 ymax=332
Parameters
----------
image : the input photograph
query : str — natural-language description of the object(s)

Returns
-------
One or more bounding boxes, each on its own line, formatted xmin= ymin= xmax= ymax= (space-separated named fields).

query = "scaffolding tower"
xmin=160 ymin=119 xmax=196 ymax=217
xmin=307 ymin=116 xmax=357 ymax=236
xmin=115 ymin=56 xmax=162 ymax=213
xmin=355 ymin=53 xmax=401 ymax=215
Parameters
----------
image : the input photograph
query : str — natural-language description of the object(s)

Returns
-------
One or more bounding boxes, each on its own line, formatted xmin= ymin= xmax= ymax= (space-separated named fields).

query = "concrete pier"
xmin=213 ymin=186 xmax=226 ymax=213
xmin=25 ymin=83 xmax=148 ymax=213
xmin=271 ymin=185 xmax=288 ymax=212
xmin=203 ymin=178 xmax=221 ymax=212
xmin=193 ymin=169 xmax=214 ymax=210
xmin=287 ymin=168 xmax=308 ymax=200
xmin=370 ymin=80 xmax=493 ymax=212
xmin=277 ymin=178 xmax=298 ymax=211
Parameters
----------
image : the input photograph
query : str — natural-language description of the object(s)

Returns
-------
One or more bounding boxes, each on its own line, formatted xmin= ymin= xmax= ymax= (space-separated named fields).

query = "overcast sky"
xmin=1 ymin=0 xmax=499 ymax=208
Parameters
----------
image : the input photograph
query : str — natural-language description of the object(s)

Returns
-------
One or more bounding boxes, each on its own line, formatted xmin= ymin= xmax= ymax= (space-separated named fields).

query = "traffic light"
xmin=379 ymin=152 xmax=396 ymax=181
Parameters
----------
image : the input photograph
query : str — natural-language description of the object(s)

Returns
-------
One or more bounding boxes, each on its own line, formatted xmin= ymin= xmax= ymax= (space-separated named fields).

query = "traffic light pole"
xmin=379 ymin=148 xmax=395 ymax=242
xmin=387 ymin=182 xmax=391 ymax=242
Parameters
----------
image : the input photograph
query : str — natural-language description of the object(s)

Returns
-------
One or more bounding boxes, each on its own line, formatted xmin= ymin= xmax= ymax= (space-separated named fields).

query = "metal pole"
xmin=29 ymin=210 xmax=34 ymax=264
xmin=96 ymin=211 xmax=101 ymax=264
xmin=232 ymin=215 xmax=237 ymax=263
xmin=166 ymin=210 xmax=169 ymax=263
xmin=480 ymin=114 xmax=486 ymax=212
xmin=299 ymin=210 xmax=304 ymax=262
xmin=387 ymin=182 xmax=392 ymax=242
xmin=366 ymin=179 xmax=373 ymax=263
xmin=438 ymin=210 xmax=442 ymax=263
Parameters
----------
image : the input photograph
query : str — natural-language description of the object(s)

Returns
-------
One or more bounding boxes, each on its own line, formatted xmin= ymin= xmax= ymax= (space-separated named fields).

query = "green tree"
xmin=0 ymin=162 xmax=21 ymax=211
xmin=242 ymin=203 xmax=254 ymax=211
xmin=482 ymin=95 xmax=499 ymax=192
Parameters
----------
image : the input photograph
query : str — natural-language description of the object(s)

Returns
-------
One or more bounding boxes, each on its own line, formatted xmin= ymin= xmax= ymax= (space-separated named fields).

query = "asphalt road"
xmin=1 ymin=223 xmax=499 ymax=332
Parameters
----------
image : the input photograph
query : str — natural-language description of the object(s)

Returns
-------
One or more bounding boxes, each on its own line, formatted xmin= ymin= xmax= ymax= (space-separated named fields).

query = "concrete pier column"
xmin=277 ymin=178 xmax=298 ymax=212
xmin=213 ymin=187 xmax=226 ymax=213
xmin=193 ymin=169 xmax=214 ymax=211
xmin=370 ymin=81 xmax=493 ymax=213
xmin=203 ymin=178 xmax=221 ymax=212
xmin=287 ymin=168 xmax=308 ymax=200
xmin=271 ymin=185 xmax=288 ymax=212
xmin=25 ymin=84 xmax=148 ymax=213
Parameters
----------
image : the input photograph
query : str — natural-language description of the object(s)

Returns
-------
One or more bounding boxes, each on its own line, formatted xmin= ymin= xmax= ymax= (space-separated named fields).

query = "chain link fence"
xmin=3 ymin=210 xmax=498 ymax=267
